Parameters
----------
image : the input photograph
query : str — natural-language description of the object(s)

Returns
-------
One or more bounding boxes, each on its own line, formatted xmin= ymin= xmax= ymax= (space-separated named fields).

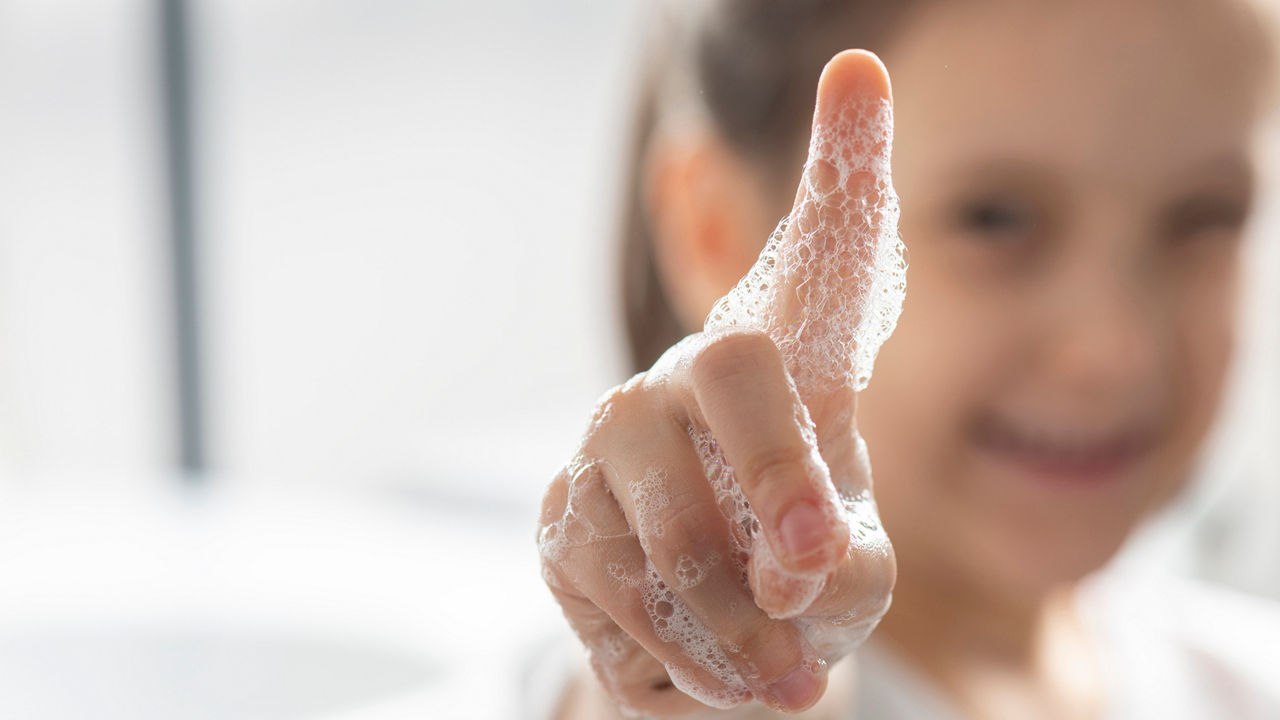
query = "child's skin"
xmin=542 ymin=0 xmax=1273 ymax=718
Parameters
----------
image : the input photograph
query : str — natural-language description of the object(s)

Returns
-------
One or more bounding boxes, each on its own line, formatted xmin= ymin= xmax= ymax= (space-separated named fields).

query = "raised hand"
xmin=539 ymin=50 xmax=905 ymax=717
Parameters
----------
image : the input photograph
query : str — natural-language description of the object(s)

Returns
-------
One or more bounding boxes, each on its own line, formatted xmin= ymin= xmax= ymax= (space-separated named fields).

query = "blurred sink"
xmin=0 ymin=480 xmax=564 ymax=720
xmin=0 ymin=625 xmax=438 ymax=719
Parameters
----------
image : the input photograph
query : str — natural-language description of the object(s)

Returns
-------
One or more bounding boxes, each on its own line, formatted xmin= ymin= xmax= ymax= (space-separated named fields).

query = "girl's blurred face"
xmin=854 ymin=0 xmax=1269 ymax=596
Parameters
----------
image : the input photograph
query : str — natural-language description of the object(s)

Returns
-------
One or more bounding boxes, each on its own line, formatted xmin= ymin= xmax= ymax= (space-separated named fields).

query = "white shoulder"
xmin=1079 ymin=572 xmax=1280 ymax=719
xmin=1165 ymin=578 xmax=1280 ymax=700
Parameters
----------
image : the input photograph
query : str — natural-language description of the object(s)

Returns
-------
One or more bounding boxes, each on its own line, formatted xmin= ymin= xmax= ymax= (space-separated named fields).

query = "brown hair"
xmin=618 ymin=1 xmax=923 ymax=373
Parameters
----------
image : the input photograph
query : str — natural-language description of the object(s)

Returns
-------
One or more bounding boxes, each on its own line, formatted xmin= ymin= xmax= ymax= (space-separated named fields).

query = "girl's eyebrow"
xmin=1174 ymin=152 xmax=1256 ymax=195
xmin=959 ymin=152 xmax=1255 ymax=185
xmin=937 ymin=158 xmax=1065 ymax=196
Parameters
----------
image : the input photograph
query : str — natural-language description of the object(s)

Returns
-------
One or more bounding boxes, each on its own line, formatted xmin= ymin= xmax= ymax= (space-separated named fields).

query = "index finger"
xmin=706 ymin=49 xmax=903 ymax=398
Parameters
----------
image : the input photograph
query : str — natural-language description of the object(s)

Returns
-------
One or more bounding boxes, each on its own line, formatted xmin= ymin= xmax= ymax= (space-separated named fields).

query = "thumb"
xmin=706 ymin=49 xmax=904 ymax=402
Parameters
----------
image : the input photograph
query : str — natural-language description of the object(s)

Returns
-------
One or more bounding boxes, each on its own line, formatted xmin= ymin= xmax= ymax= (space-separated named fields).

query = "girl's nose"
xmin=1042 ymin=256 xmax=1165 ymax=400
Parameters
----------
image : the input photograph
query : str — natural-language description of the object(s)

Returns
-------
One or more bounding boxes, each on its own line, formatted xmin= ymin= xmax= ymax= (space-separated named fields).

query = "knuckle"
xmin=858 ymin=545 xmax=897 ymax=613
xmin=726 ymin=621 xmax=801 ymax=682
xmin=584 ymin=375 xmax=681 ymax=452
xmin=813 ymin=541 xmax=897 ymax=620
xmin=842 ymin=559 xmax=894 ymax=622
xmin=551 ymin=582 xmax=600 ymax=616
xmin=643 ymin=499 xmax=721 ymax=566
xmin=590 ymin=377 xmax=647 ymax=430
xmin=538 ymin=462 xmax=637 ymax=593
xmin=690 ymin=330 xmax=781 ymax=392
xmin=610 ymin=583 xmax=657 ymax=623
xmin=537 ymin=469 xmax=571 ymax=534
xmin=649 ymin=332 xmax=703 ymax=380
xmin=569 ymin=465 xmax=629 ymax=533
xmin=741 ymin=444 xmax=812 ymax=494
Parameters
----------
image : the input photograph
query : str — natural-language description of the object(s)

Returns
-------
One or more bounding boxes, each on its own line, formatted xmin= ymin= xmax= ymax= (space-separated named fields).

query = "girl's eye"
xmin=1165 ymin=197 xmax=1249 ymax=243
xmin=954 ymin=198 xmax=1038 ymax=241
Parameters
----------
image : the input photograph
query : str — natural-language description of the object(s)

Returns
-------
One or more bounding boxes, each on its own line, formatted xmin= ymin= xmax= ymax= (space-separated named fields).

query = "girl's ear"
xmin=643 ymin=126 xmax=776 ymax=332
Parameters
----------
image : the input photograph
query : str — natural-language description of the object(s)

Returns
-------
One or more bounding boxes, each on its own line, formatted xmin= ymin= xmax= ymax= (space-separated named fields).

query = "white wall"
xmin=200 ymin=0 xmax=638 ymax=506
xmin=0 ymin=1 xmax=171 ymax=479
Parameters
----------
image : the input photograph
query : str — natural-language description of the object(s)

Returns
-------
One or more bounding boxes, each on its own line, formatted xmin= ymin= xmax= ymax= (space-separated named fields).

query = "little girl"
xmin=539 ymin=1 xmax=1279 ymax=717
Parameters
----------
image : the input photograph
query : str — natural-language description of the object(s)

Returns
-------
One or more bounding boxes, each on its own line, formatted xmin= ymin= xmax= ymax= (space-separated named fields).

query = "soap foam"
xmin=623 ymin=466 xmax=751 ymax=707
xmin=631 ymin=466 xmax=671 ymax=539
xmin=705 ymin=93 xmax=905 ymax=394
xmin=626 ymin=560 xmax=752 ymax=708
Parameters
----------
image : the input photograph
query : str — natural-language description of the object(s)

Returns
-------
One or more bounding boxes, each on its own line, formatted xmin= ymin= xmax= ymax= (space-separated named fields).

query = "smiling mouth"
xmin=973 ymin=414 xmax=1157 ymax=485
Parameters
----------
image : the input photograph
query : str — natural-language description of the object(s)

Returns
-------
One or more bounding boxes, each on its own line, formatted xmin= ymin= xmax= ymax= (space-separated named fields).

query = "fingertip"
xmin=818 ymin=49 xmax=893 ymax=109
xmin=765 ymin=659 xmax=828 ymax=713
xmin=779 ymin=501 xmax=839 ymax=567
xmin=772 ymin=493 xmax=850 ymax=576
xmin=749 ymin=516 xmax=847 ymax=619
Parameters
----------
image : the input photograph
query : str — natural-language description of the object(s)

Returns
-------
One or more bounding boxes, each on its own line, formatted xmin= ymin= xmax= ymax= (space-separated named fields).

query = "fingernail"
xmin=768 ymin=666 xmax=820 ymax=709
xmin=780 ymin=501 xmax=829 ymax=561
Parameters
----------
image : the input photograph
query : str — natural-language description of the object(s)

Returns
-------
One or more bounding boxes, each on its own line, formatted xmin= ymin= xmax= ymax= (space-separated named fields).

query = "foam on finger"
xmin=705 ymin=51 xmax=905 ymax=396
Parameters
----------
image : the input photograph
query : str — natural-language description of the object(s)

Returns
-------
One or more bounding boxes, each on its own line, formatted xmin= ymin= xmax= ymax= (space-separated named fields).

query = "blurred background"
xmin=0 ymin=0 xmax=1276 ymax=718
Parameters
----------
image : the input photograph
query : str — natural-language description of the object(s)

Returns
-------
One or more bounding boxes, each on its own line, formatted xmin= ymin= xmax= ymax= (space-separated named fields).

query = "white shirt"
xmin=851 ymin=577 xmax=1280 ymax=719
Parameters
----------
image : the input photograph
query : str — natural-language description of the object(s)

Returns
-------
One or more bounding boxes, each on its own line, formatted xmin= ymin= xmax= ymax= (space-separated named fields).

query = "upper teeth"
xmin=989 ymin=419 xmax=1133 ymax=456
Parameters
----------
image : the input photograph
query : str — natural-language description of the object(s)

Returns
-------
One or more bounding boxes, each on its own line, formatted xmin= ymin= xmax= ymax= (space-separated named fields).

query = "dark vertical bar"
xmin=159 ymin=0 xmax=205 ymax=476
